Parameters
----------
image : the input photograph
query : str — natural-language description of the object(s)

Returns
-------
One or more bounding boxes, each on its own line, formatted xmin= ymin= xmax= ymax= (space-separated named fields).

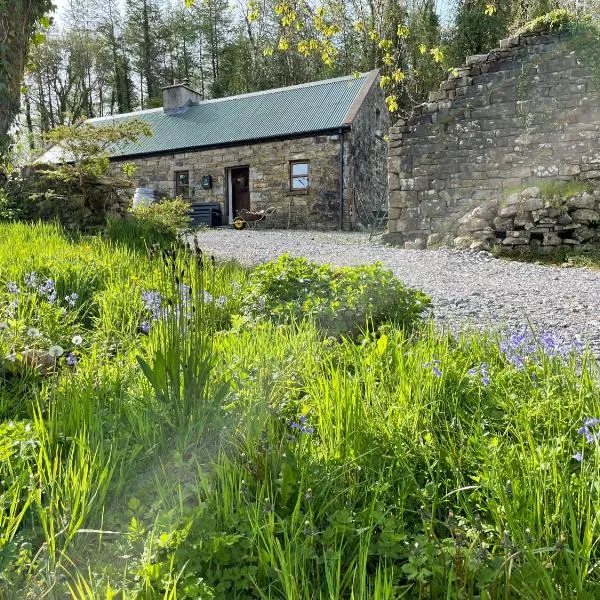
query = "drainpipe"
xmin=338 ymin=128 xmax=345 ymax=230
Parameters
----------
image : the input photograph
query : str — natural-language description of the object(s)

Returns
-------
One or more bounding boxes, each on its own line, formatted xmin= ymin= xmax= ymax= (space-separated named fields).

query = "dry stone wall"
xmin=386 ymin=26 xmax=600 ymax=250
xmin=455 ymin=185 xmax=600 ymax=252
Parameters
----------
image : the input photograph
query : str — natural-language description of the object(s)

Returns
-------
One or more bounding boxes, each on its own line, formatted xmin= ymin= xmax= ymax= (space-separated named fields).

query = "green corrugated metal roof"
xmin=89 ymin=73 xmax=370 ymax=159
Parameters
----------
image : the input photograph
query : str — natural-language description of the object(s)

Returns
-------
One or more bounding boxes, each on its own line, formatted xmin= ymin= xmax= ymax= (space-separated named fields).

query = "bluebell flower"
xmin=203 ymin=290 xmax=214 ymax=303
xmin=7 ymin=299 xmax=17 ymax=317
xmin=7 ymin=282 xmax=19 ymax=295
xmin=510 ymin=354 xmax=525 ymax=370
xmin=139 ymin=321 xmax=152 ymax=334
xmin=578 ymin=417 xmax=600 ymax=444
xmin=432 ymin=367 xmax=443 ymax=377
xmin=290 ymin=416 xmax=313 ymax=434
xmin=216 ymin=295 xmax=227 ymax=307
xmin=24 ymin=272 xmax=38 ymax=289
xmin=65 ymin=353 xmax=78 ymax=366
xmin=573 ymin=452 xmax=583 ymax=462
xmin=141 ymin=290 xmax=163 ymax=320
xmin=65 ymin=292 xmax=79 ymax=308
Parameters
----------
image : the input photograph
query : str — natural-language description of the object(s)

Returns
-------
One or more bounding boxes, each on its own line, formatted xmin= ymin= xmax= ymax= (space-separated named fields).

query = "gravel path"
xmin=193 ymin=229 xmax=600 ymax=356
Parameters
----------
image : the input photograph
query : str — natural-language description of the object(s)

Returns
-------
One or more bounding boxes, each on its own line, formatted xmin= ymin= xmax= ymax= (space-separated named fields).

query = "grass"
xmin=503 ymin=180 xmax=595 ymax=202
xmin=0 ymin=222 xmax=599 ymax=599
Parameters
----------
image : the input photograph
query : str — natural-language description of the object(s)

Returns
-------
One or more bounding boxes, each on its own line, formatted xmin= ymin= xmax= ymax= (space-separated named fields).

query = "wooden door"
xmin=231 ymin=167 xmax=250 ymax=215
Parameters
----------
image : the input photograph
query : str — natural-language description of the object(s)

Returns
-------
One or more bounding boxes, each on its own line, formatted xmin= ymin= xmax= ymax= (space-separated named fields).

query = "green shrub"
xmin=242 ymin=254 xmax=430 ymax=336
xmin=106 ymin=198 xmax=191 ymax=251
xmin=0 ymin=186 xmax=26 ymax=222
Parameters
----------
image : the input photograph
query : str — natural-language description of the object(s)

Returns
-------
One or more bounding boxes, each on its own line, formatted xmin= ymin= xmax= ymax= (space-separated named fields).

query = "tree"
xmin=0 ymin=0 xmax=54 ymax=159
xmin=124 ymin=0 xmax=164 ymax=108
xmin=43 ymin=118 xmax=152 ymax=206
xmin=445 ymin=0 xmax=512 ymax=67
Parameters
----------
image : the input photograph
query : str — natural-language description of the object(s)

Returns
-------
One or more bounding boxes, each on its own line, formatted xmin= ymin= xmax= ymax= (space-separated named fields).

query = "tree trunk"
xmin=0 ymin=0 xmax=53 ymax=157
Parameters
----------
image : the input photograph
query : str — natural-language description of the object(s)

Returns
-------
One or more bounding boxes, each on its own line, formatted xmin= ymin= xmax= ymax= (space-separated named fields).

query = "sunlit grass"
xmin=0 ymin=222 xmax=599 ymax=599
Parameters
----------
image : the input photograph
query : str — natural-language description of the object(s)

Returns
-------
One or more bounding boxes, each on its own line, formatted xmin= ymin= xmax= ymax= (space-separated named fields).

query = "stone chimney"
xmin=162 ymin=79 xmax=202 ymax=113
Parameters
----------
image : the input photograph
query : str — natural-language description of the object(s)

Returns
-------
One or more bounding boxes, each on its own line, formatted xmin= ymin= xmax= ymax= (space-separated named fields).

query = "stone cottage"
xmin=43 ymin=71 xmax=389 ymax=230
xmin=386 ymin=23 xmax=600 ymax=251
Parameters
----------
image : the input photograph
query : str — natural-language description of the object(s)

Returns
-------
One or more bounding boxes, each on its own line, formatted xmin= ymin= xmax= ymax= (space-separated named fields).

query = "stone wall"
xmin=348 ymin=77 xmax=391 ymax=227
xmin=455 ymin=185 xmax=600 ymax=252
xmin=386 ymin=26 xmax=600 ymax=249
xmin=14 ymin=168 xmax=131 ymax=230
xmin=110 ymin=134 xmax=350 ymax=230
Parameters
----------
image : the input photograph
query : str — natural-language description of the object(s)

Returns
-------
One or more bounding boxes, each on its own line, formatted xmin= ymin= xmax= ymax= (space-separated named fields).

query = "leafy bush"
xmin=242 ymin=254 xmax=430 ymax=336
xmin=0 ymin=188 xmax=25 ymax=222
xmin=106 ymin=198 xmax=191 ymax=251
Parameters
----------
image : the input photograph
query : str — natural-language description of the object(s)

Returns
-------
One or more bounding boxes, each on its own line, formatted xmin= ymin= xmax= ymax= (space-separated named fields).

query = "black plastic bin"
xmin=189 ymin=202 xmax=222 ymax=228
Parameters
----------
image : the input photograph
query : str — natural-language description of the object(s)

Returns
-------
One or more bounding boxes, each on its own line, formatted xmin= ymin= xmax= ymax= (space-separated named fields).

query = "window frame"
xmin=174 ymin=170 xmax=191 ymax=198
xmin=289 ymin=160 xmax=310 ymax=193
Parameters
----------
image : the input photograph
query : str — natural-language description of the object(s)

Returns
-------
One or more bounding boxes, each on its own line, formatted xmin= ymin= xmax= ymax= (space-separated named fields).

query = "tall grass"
xmin=0 ymin=222 xmax=599 ymax=598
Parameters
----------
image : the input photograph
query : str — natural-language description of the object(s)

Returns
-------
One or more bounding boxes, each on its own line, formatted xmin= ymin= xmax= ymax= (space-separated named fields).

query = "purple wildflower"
xmin=7 ymin=281 xmax=19 ymax=294
xmin=24 ymin=272 xmax=38 ymax=289
xmin=216 ymin=295 xmax=227 ymax=307
xmin=139 ymin=321 xmax=152 ymax=334
xmin=7 ymin=299 xmax=18 ymax=317
xmin=290 ymin=416 xmax=314 ymax=434
xmin=432 ymin=367 xmax=443 ymax=377
xmin=203 ymin=291 xmax=214 ymax=303
xmin=142 ymin=290 xmax=163 ymax=320
xmin=65 ymin=292 xmax=79 ymax=308
xmin=468 ymin=363 xmax=491 ymax=386
xmin=65 ymin=353 xmax=78 ymax=366
xmin=573 ymin=452 xmax=583 ymax=462
xmin=578 ymin=417 xmax=600 ymax=444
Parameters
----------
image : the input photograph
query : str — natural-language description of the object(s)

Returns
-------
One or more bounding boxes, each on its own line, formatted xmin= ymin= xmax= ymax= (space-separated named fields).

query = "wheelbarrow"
xmin=233 ymin=206 xmax=276 ymax=230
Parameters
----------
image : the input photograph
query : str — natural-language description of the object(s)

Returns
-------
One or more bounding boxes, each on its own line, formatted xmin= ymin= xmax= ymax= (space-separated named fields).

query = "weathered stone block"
xmin=567 ymin=193 xmax=596 ymax=209
xmin=543 ymin=233 xmax=562 ymax=246
xmin=454 ymin=236 xmax=474 ymax=249
xmin=493 ymin=216 xmax=514 ymax=230
xmin=458 ymin=218 xmax=491 ymax=233
xmin=572 ymin=209 xmax=600 ymax=223
xmin=521 ymin=197 xmax=544 ymax=212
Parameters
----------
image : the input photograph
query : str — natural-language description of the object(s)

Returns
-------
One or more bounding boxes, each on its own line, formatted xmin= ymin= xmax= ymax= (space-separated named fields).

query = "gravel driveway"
xmin=193 ymin=229 xmax=600 ymax=356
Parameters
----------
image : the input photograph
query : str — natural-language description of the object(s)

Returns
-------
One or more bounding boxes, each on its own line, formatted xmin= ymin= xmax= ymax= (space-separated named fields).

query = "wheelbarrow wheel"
xmin=233 ymin=217 xmax=247 ymax=230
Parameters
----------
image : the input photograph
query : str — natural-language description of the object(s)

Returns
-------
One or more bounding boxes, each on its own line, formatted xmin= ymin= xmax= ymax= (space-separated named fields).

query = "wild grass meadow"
xmin=0 ymin=221 xmax=599 ymax=599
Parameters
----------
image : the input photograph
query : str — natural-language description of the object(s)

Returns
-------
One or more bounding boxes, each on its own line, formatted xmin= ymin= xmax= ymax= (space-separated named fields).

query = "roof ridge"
xmin=87 ymin=107 xmax=163 ymax=123
xmin=198 ymin=73 xmax=367 ymax=105
xmin=86 ymin=73 xmax=368 ymax=123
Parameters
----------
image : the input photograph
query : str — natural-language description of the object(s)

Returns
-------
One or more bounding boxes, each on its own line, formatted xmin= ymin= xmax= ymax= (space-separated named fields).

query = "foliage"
xmin=514 ymin=8 xmax=580 ymax=35
xmin=42 ymin=119 xmax=152 ymax=188
xmin=444 ymin=0 xmax=514 ymax=69
xmin=506 ymin=180 xmax=595 ymax=200
xmin=0 ymin=187 xmax=25 ymax=222
xmin=106 ymin=198 xmax=192 ymax=251
xmin=242 ymin=254 xmax=431 ymax=336
xmin=0 ymin=223 xmax=600 ymax=599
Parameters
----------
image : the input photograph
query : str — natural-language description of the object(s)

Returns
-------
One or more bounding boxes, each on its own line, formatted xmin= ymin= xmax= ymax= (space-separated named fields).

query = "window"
xmin=290 ymin=161 xmax=309 ymax=191
xmin=175 ymin=171 xmax=190 ymax=197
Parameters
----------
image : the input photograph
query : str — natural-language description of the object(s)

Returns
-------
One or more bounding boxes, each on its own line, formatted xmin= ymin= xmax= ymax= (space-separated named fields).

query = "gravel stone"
xmin=192 ymin=229 xmax=600 ymax=356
